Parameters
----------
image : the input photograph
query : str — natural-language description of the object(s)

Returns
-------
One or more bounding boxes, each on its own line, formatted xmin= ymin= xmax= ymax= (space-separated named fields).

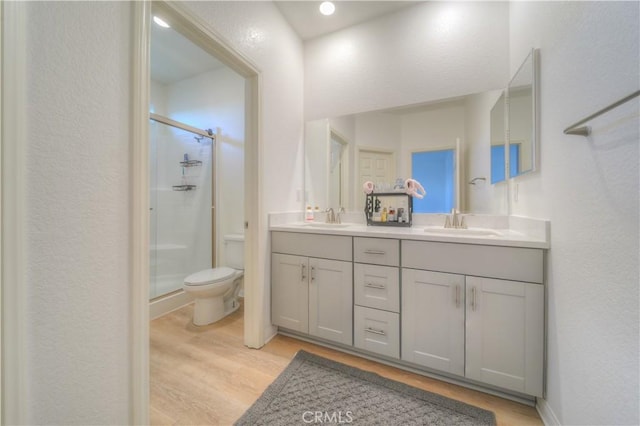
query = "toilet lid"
xmin=184 ymin=267 xmax=236 ymax=286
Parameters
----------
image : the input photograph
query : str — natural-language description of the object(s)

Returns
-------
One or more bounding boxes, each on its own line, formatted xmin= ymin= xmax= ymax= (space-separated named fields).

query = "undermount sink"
xmin=423 ymin=227 xmax=502 ymax=237
xmin=303 ymin=222 xmax=352 ymax=228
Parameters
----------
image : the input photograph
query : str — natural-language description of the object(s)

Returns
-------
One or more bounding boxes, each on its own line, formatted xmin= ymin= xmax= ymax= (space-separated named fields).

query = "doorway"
xmin=131 ymin=2 xmax=261 ymax=424
xmin=148 ymin=15 xmax=245 ymax=315
xmin=356 ymin=148 xmax=396 ymax=210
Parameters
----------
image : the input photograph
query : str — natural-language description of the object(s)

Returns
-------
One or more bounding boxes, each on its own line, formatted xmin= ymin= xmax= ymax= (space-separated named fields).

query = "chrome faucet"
xmin=444 ymin=208 xmax=467 ymax=229
xmin=325 ymin=208 xmax=335 ymax=224
xmin=325 ymin=207 xmax=345 ymax=224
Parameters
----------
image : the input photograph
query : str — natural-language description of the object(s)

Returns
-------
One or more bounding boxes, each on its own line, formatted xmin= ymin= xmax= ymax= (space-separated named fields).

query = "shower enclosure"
xmin=149 ymin=113 xmax=215 ymax=299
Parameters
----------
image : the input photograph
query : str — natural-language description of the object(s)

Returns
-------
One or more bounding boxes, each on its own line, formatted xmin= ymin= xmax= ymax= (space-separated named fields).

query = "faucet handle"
xmin=460 ymin=216 xmax=467 ymax=229
xmin=336 ymin=207 xmax=345 ymax=224
xmin=444 ymin=216 xmax=452 ymax=228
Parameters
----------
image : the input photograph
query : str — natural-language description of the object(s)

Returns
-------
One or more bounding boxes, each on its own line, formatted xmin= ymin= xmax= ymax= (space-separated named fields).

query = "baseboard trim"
xmin=536 ymin=397 xmax=560 ymax=426
xmin=149 ymin=290 xmax=194 ymax=320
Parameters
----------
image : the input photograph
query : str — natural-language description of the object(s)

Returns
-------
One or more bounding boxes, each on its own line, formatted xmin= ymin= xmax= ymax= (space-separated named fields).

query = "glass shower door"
xmin=149 ymin=118 xmax=213 ymax=299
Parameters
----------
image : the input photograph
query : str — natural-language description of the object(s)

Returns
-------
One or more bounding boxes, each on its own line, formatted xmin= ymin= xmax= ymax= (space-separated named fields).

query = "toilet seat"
xmin=184 ymin=267 xmax=236 ymax=286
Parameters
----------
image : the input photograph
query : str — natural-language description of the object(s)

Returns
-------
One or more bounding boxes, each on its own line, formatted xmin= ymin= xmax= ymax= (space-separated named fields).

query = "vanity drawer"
xmin=272 ymin=231 xmax=352 ymax=261
xmin=354 ymin=306 xmax=399 ymax=359
xmin=354 ymin=264 xmax=399 ymax=312
xmin=402 ymin=240 xmax=543 ymax=284
xmin=354 ymin=237 xmax=399 ymax=266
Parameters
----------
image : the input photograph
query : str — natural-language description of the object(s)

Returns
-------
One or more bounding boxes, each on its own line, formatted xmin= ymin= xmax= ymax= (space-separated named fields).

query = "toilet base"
xmin=192 ymin=296 xmax=225 ymax=326
xmin=192 ymin=296 xmax=240 ymax=326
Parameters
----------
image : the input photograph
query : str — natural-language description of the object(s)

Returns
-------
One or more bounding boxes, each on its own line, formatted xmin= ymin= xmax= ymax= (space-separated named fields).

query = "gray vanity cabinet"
xmin=271 ymin=232 xmax=353 ymax=346
xmin=270 ymin=230 xmax=546 ymax=399
xmin=401 ymin=240 xmax=544 ymax=397
xmin=353 ymin=237 xmax=401 ymax=359
xmin=271 ymin=253 xmax=309 ymax=333
xmin=401 ymin=269 xmax=465 ymax=376
xmin=465 ymin=276 xmax=544 ymax=396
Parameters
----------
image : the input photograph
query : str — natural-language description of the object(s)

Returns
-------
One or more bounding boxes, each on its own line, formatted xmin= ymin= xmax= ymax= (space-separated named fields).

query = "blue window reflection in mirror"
xmin=490 ymin=91 xmax=506 ymax=184
xmin=491 ymin=144 xmax=519 ymax=183
xmin=411 ymin=149 xmax=455 ymax=213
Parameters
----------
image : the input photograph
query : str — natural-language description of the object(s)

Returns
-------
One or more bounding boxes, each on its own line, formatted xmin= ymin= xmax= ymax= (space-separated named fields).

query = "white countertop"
xmin=269 ymin=218 xmax=550 ymax=250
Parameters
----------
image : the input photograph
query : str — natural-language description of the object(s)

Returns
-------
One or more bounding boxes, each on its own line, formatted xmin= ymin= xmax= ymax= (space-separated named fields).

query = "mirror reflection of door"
xmin=328 ymin=131 xmax=348 ymax=209
xmin=357 ymin=148 xmax=396 ymax=210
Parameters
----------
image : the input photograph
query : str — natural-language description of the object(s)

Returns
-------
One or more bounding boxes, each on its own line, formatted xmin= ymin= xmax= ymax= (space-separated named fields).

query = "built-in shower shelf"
xmin=180 ymin=160 xmax=203 ymax=167
xmin=172 ymin=184 xmax=197 ymax=191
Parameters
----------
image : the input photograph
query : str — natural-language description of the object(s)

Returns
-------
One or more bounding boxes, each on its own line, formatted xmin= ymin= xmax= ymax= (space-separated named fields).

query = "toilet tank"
xmin=224 ymin=234 xmax=245 ymax=269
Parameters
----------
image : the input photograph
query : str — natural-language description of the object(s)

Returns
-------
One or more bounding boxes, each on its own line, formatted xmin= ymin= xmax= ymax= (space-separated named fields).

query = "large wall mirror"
xmin=490 ymin=92 xmax=506 ymax=184
xmin=304 ymin=89 xmax=507 ymax=215
xmin=508 ymin=48 xmax=538 ymax=178
xmin=491 ymin=48 xmax=539 ymax=184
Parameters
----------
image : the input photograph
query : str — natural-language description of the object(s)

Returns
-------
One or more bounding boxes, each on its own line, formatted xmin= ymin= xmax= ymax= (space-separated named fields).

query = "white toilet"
xmin=183 ymin=234 xmax=244 ymax=326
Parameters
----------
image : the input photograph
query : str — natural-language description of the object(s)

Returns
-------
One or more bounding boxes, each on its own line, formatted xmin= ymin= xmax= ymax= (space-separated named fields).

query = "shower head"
xmin=206 ymin=129 xmax=213 ymax=136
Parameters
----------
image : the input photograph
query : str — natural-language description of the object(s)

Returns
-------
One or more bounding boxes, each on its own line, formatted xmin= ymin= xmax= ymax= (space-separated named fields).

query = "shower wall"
xmin=150 ymin=66 xmax=245 ymax=299
xmin=149 ymin=122 xmax=212 ymax=298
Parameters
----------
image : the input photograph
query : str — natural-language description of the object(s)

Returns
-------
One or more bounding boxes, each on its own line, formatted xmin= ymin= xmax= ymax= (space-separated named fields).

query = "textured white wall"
xmin=509 ymin=2 xmax=639 ymax=424
xmin=304 ymin=1 xmax=509 ymax=120
xmin=23 ymin=2 xmax=132 ymax=424
xmin=18 ymin=0 xmax=303 ymax=422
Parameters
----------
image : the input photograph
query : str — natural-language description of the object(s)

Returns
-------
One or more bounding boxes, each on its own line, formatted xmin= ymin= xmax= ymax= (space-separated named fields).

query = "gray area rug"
xmin=235 ymin=350 xmax=496 ymax=425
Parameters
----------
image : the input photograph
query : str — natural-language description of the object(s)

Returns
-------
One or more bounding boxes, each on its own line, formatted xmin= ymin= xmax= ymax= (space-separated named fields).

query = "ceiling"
xmin=151 ymin=1 xmax=420 ymax=84
xmin=274 ymin=1 xmax=419 ymax=41
xmin=150 ymin=23 xmax=225 ymax=85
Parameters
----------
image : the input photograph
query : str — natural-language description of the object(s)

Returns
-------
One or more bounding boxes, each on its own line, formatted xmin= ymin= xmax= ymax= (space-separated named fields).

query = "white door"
xmin=357 ymin=149 xmax=395 ymax=209
xmin=465 ymin=276 xmax=544 ymax=397
xmin=401 ymin=269 xmax=465 ymax=376
xmin=271 ymin=253 xmax=309 ymax=333
xmin=308 ymin=258 xmax=353 ymax=345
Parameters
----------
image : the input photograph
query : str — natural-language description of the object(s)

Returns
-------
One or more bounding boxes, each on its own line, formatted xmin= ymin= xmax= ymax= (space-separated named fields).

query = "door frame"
xmin=131 ymin=2 xmax=262 ymax=424
xmin=1 ymin=1 xmax=28 ymax=423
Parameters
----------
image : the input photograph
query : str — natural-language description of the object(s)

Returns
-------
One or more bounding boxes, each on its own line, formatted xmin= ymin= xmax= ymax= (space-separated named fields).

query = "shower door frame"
xmin=149 ymin=112 xmax=217 ymax=274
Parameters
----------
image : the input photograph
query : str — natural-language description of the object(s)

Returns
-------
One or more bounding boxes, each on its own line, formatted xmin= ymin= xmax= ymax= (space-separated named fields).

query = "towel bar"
xmin=564 ymin=89 xmax=640 ymax=136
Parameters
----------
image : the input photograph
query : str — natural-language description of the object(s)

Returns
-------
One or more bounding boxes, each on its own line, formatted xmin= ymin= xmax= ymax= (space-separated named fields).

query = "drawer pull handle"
xmin=455 ymin=285 xmax=460 ymax=308
xmin=301 ymin=264 xmax=306 ymax=281
xmin=310 ymin=266 xmax=316 ymax=281
xmin=471 ymin=286 xmax=477 ymax=311
xmin=365 ymin=327 xmax=386 ymax=336
xmin=364 ymin=249 xmax=386 ymax=255
xmin=365 ymin=282 xmax=386 ymax=289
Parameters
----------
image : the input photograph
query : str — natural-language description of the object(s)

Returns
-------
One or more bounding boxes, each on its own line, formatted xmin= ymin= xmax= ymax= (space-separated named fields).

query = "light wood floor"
xmin=150 ymin=302 xmax=543 ymax=426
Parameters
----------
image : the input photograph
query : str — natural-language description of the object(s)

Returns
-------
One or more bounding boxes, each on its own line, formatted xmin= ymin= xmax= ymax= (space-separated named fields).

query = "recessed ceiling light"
xmin=153 ymin=16 xmax=170 ymax=28
xmin=319 ymin=1 xmax=335 ymax=16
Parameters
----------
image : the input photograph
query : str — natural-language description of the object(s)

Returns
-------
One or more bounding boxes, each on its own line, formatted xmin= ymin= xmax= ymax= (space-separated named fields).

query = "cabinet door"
xmin=271 ymin=253 xmax=309 ymax=333
xmin=309 ymin=258 xmax=353 ymax=345
xmin=401 ymin=269 xmax=465 ymax=376
xmin=465 ymin=276 xmax=544 ymax=397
